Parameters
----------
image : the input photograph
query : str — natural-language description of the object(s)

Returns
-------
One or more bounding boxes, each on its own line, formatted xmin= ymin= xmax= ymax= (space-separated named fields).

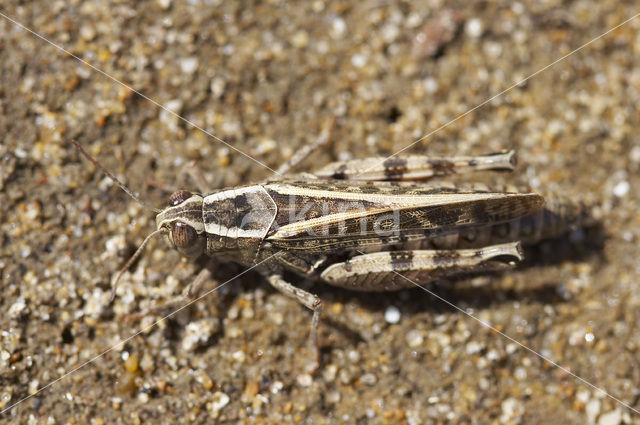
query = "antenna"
xmin=72 ymin=139 xmax=166 ymax=301
xmin=71 ymin=140 xmax=161 ymax=213
xmin=110 ymin=228 xmax=168 ymax=301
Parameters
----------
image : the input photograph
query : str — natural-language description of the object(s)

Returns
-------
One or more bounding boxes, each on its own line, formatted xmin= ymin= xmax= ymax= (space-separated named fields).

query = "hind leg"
xmin=320 ymin=242 xmax=524 ymax=290
xmin=313 ymin=151 xmax=517 ymax=181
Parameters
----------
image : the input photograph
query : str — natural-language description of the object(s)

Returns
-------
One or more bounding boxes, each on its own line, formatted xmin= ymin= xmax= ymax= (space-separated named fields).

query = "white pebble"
xmin=181 ymin=319 xmax=218 ymax=351
xmin=180 ymin=57 xmax=199 ymax=74
xmin=576 ymin=389 xmax=590 ymax=404
xmin=613 ymin=181 xmax=630 ymax=198
xmin=347 ymin=350 xmax=360 ymax=362
xmin=511 ymin=2 xmax=525 ymax=14
xmin=105 ymin=235 xmax=126 ymax=254
xmin=586 ymin=398 xmax=601 ymax=423
xmin=466 ymin=340 xmax=485 ymax=355
xmin=137 ymin=392 xmax=149 ymax=404
xmin=15 ymin=148 xmax=27 ymax=159
xmin=351 ymin=53 xmax=367 ymax=68
xmin=326 ymin=390 xmax=341 ymax=403
xmin=323 ymin=364 xmax=338 ymax=382
xmin=231 ymin=350 xmax=246 ymax=363
xmin=163 ymin=99 xmax=183 ymax=115
xmin=79 ymin=24 xmax=96 ymax=41
xmin=9 ymin=298 xmax=26 ymax=318
xmin=208 ymin=392 xmax=230 ymax=419
xmin=500 ymin=397 xmax=524 ymax=420
xmin=384 ymin=305 xmax=401 ymax=324
xmin=598 ymin=408 xmax=622 ymax=425
xmin=210 ymin=77 xmax=226 ymax=98
xmin=514 ymin=366 xmax=527 ymax=380
xmin=360 ymin=373 xmax=377 ymax=386
xmin=28 ymin=380 xmax=39 ymax=395
xmin=297 ymin=373 xmax=313 ymax=387
xmin=291 ymin=30 xmax=309 ymax=48
xmin=584 ymin=332 xmax=595 ymax=343
xmin=505 ymin=343 xmax=518 ymax=354
xmin=270 ymin=381 xmax=284 ymax=394
xmin=381 ymin=24 xmax=399 ymax=43
xmin=405 ymin=329 xmax=424 ymax=348
xmin=465 ymin=18 xmax=483 ymax=38
xmin=330 ymin=17 xmax=346 ymax=39
xmin=423 ymin=77 xmax=438 ymax=94
xmin=630 ymin=145 xmax=640 ymax=163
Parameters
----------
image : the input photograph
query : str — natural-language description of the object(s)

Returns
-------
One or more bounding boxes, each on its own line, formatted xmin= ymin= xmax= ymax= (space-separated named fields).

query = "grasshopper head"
xmin=156 ymin=190 xmax=206 ymax=258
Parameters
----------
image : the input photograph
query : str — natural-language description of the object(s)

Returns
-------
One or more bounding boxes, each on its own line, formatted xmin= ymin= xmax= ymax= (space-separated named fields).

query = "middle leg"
xmin=267 ymin=274 xmax=323 ymax=373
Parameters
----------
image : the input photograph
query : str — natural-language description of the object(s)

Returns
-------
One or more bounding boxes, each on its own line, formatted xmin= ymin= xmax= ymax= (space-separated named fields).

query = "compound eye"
xmin=169 ymin=190 xmax=192 ymax=206
xmin=172 ymin=222 xmax=197 ymax=249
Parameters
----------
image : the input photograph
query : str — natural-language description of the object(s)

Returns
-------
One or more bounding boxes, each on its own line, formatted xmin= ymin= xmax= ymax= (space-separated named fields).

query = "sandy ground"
xmin=2 ymin=0 xmax=640 ymax=424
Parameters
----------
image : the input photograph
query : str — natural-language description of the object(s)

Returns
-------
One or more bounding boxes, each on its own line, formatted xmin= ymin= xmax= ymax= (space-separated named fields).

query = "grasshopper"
xmin=73 ymin=139 xmax=590 ymax=370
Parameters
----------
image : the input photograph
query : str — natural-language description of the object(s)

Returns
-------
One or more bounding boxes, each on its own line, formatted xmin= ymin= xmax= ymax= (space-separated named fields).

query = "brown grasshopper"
xmin=73 ymin=140 xmax=590 ymax=370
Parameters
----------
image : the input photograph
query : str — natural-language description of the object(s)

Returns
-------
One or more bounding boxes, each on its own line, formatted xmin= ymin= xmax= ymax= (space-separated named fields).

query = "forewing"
xmin=265 ymin=180 xmax=544 ymax=252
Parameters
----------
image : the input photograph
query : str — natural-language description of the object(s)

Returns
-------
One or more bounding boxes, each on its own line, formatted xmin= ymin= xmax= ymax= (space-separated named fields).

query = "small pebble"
xmin=210 ymin=77 xmax=226 ymax=98
xmin=323 ymin=364 xmax=338 ymax=382
xmin=612 ymin=181 xmax=630 ymax=197
xmin=124 ymin=354 xmax=138 ymax=373
xmin=0 ymin=351 xmax=9 ymax=369
xmin=8 ymin=299 xmax=26 ymax=318
xmin=466 ymin=341 xmax=485 ymax=355
xmin=28 ymin=380 xmax=39 ymax=395
xmin=585 ymin=332 xmax=595 ymax=343
xmin=244 ymin=382 xmax=259 ymax=397
xmin=465 ymin=18 xmax=484 ymax=38
xmin=360 ymin=373 xmax=377 ymax=386
xmin=423 ymin=77 xmax=438 ymax=94
xmin=231 ymin=350 xmax=246 ymax=363
xmin=586 ymin=398 xmax=601 ymax=423
xmin=500 ymin=397 xmax=524 ymax=422
xmin=104 ymin=235 xmax=126 ymax=255
xmin=162 ymin=99 xmax=183 ymax=117
xmin=79 ymin=24 xmax=96 ymax=41
xmin=180 ymin=57 xmax=199 ymax=74
xmin=207 ymin=392 xmax=230 ymax=419
xmin=181 ymin=319 xmax=218 ymax=351
xmin=326 ymin=390 xmax=341 ymax=404
xmin=514 ymin=367 xmax=527 ymax=380
xmin=291 ymin=30 xmax=309 ymax=48
xmin=297 ymin=373 xmax=313 ymax=387
xmin=115 ymin=373 xmax=137 ymax=396
xmin=385 ymin=306 xmax=401 ymax=324
xmin=330 ymin=17 xmax=346 ymax=39
xmin=351 ymin=53 xmax=367 ymax=68
xmin=195 ymin=370 xmax=213 ymax=390
xmin=347 ymin=350 xmax=360 ymax=362
xmin=0 ymin=392 xmax=11 ymax=409
xmin=598 ymin=408 xmax=622 ymax=425
xmin=405 ymin=330 xmax=424 ymax=348
xmin=270 ymin=381 xmax=284 ymax=394
xmin=329 ymin=302 xmax=344 ymax=315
